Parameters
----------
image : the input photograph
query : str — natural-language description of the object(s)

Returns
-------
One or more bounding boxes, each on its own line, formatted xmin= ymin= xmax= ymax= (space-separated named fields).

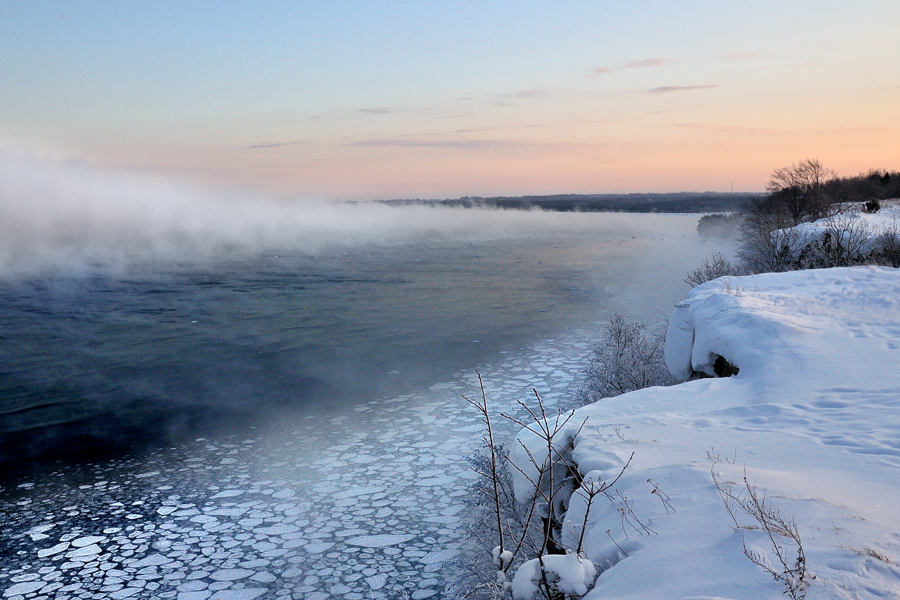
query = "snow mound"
xmin=511 ymin=553 xmax=597 ymax=600
xmin=512 ymin=267 xmax=900 ymax=599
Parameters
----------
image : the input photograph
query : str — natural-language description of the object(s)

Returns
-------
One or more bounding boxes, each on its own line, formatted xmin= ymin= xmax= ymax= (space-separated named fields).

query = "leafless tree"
xmin=766 ymin=158 xmax=838 ymax=225
xmin=738 ymin=159 xmax=840 ymax=273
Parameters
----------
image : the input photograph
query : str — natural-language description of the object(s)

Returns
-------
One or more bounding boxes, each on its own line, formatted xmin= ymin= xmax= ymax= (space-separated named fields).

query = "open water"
xmin=0 ymin=209 xmax=715 ymax=599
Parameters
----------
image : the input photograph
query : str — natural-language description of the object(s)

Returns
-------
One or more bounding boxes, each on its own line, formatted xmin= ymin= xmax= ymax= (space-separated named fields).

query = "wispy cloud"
xmin=623 ymin=58 xmax=672 ymax=69
xmin=356 ymin=106 xmax=438 ymax=115
xmin=647 ymin=85 xmax=718 ymax=94
xmin=675 ymin=122 xmax=776 ymax=135
xmin=247 ymin=140 xmax=309 ymax=149
xmin=720 ymin=52 xmax=759 ymax=61
xmin=493 ymin=87 xmax=565 ymax=106
xmin=591 ymin=57 xmax=672 ymax=76
xmin=452 ymin=124 xmax=542 ymax=135
xmin=349 ymin=138 xmax=521 ymax=150
xmin=500 ymin=88 xmax=555 ymax=100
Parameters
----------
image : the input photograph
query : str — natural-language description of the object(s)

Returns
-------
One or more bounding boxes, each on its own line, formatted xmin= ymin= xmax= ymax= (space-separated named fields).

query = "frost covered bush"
xmin=684 ymin=252 xmax=742 ymax=287
xmin=580 ymin=314 xmax=674 ymax=404
xmin=740 ymin=206 xmax=900 ymax=273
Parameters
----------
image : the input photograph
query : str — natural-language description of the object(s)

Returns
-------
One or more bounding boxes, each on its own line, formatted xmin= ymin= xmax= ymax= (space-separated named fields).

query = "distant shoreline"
xmin=374 ymin=191 xmax=758 ymax=214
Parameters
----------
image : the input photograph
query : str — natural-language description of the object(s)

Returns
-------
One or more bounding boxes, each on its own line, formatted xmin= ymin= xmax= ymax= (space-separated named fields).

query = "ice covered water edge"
xmin=0 ymin=330 xmax=597 ymax=600
xmin=0 ymin=213 xmax=710 ymax=598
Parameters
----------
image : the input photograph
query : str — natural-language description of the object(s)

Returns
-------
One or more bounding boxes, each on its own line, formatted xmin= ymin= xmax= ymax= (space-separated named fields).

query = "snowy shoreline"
xmin=510 ymin=266 xmax=900 ymax=599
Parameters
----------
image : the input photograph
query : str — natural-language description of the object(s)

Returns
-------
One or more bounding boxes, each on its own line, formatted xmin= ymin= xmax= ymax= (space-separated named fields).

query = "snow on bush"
xmin=511 ymin=553 xmax=597 ymax=600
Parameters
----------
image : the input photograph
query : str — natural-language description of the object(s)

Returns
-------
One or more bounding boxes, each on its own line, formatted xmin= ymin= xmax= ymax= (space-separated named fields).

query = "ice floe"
xmin=0 ymin=328 xmax=598 ymax=599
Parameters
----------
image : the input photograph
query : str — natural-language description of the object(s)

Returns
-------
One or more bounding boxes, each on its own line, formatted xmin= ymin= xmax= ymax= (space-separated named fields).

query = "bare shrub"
xmin=739 ymin=161 xmax=900 ymax=274
xmin=580 ymin=315 xmax=674 ymax=404
xmin=684 ymin=252 xmax=742 ymax=287
xmin=738 ymin=208 xmax=806 ymax=274
xmin=461 ymin=376 xmax=636 ymax=600
xmin=462 ymin=373 xmax=535 ymax=599
xmin=801 ymin=214 xmax=874 ymax=268
xmin=873 ymin=219 xmax=900 ymax=268
xmin=709 ymin=456 xmax=807 ymax=600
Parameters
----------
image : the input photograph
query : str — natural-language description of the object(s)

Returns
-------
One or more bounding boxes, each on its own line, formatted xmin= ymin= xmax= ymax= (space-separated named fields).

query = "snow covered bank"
xmin=512 ymin=266 xmax=900 ymax=599
xmin=772 ymin=201 xmax=900 ymax=269
xmin=788 ymin=201 xmax=900 ymax=251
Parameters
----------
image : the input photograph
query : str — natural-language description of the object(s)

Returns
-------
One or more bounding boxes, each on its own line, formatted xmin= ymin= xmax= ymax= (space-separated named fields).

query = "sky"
xmin=1 ymin=1 xmax=899 ymax=200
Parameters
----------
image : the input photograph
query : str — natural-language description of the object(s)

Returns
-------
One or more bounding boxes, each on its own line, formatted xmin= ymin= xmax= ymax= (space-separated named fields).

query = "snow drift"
xmin=511 ymin=266 xmax=900 ymax=599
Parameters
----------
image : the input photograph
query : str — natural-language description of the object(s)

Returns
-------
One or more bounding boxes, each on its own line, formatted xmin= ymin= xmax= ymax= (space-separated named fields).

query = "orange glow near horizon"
xmin=2 ymin=3 xmax=899 ymax=200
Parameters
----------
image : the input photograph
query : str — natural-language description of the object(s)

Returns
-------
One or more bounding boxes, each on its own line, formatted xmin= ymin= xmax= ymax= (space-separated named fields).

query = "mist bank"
xmin=0 ymin=153 xmax=714 ymax=278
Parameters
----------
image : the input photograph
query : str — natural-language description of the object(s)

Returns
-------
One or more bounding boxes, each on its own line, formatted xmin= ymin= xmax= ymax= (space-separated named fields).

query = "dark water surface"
xmin=0 ymin=213 xmax=709 ymax=466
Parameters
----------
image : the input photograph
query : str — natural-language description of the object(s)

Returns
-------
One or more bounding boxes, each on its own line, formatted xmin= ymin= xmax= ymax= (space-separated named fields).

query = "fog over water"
xmin=0 ymin=153 xmax=716 ymax=466
xmin=0 ymin=154 xmax=726 ymax=599
xmin=1 ymin=152 xmax=677 ymax=277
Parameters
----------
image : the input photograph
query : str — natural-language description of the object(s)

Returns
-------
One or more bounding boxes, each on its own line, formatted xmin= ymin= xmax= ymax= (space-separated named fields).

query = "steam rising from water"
xmin=0 ymin=152 xmax=650 ymax=277
xmin=0 ymin=151 xmax=717 ymax=464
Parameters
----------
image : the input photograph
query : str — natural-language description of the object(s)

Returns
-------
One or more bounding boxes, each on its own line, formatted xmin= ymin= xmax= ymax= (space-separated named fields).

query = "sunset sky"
xmin=2 ymin=1 xmax=898 ymax=200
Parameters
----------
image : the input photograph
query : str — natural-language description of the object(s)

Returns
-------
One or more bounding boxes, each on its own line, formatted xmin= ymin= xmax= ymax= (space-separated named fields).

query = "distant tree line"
xmin=381 ymin=192 xmax=752 ymax=214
